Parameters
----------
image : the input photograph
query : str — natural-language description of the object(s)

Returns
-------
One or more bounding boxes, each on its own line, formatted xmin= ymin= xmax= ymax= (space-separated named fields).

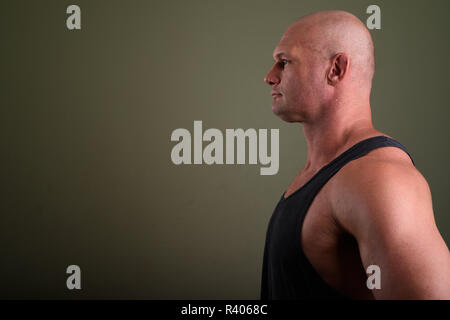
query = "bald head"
xmin=265 ymin=10 xmax=376 ymax=122
xmin=286 ymin=10 xmax=375 ymax=87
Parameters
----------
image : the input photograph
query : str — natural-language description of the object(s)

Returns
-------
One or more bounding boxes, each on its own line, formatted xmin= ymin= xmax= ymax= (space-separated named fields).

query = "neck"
xmin=301 ymin=100 xmax=376 ymax=171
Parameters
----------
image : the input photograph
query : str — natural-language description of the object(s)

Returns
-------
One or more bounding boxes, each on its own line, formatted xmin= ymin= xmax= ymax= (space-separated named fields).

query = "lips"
xmin=271 ymin=91 xmax=282 ymax=98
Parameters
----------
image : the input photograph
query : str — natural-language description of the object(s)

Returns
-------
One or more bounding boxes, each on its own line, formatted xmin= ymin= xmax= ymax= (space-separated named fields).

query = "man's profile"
xmin=260 ymin=10 xmax=450 ymax=299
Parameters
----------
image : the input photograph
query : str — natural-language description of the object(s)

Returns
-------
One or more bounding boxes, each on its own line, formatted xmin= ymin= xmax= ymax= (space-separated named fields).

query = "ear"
xmin=327 ymin=53 xmax=349 ymax=86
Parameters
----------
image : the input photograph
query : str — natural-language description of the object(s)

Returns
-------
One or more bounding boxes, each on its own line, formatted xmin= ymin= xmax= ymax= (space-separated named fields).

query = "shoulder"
xmin=328 ymin=147 xmax=450 ymax=299
xmin=327 ymin=147 xmax=433 ymax=238
xmin=338 ymin=148 xmax=428 ymax=197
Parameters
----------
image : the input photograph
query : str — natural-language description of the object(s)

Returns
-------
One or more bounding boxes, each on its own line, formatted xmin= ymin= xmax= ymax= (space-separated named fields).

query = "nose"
xmin=264 ymin=65 xmax=280 ymax=86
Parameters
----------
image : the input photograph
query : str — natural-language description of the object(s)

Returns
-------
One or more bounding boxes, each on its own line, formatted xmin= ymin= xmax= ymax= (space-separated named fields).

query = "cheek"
xmin=283 ymin=71 xmax=304 ymax=98
xmin=290 ymin=73 xmax=314 ymax=101
xmin=303 ymin=66 xmax=327 ymax=100
xmin=282 ymin=67 xmax=323 ymax=104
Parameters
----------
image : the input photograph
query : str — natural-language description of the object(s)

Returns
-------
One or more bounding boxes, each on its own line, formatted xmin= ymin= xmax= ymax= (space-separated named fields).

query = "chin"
xmin=271 ymin=102 xmax=285 ymax=115
xmin=281 ymin=115 xmax=300 ymax=123
xmin=272 ymin=105 xmax=304 ymax=123
xmin=272 ymin=108 xmax=293 ymax=122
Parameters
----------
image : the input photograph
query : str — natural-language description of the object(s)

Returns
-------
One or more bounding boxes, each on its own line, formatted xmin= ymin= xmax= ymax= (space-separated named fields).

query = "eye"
xmin=280 ymin=59 xmax=289 ymax=67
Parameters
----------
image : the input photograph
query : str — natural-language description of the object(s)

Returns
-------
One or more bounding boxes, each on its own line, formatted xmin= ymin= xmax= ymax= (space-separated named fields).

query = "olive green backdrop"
xmin=1 ymin=0 xmax=449 ymax=299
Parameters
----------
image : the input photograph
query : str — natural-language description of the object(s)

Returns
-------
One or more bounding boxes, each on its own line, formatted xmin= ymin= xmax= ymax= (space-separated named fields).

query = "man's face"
xmin=264 ymin=29 xmax=329 ymax=122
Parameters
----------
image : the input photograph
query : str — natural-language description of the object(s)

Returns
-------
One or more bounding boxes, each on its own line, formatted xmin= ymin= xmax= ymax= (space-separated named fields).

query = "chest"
xmin=282 ymin=174 xmax=371 ymax=297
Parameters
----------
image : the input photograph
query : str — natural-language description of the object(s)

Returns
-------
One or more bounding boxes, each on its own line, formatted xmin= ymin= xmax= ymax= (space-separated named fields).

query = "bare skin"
xmin=264 ymin=10 xmax=450 ymax=299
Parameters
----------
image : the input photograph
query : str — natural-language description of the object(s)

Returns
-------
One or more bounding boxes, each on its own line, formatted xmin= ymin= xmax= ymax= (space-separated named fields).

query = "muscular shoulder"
xmin=327 ymin=147 xmax=433 ymax=240
xmin=327 ymin=147 xmax=450 ymax=298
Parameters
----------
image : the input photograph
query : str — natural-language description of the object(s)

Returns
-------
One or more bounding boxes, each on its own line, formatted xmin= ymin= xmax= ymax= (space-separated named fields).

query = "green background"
xmin=1 ymin=0 xmax=449 ymax=299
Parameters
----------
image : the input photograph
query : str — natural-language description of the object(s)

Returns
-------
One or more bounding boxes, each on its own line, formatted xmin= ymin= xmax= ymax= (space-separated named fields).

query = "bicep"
xmin=335 ymin=165 xmax=450 ymax=299
xmin=358 ymin=210 xmax=450 ymax=299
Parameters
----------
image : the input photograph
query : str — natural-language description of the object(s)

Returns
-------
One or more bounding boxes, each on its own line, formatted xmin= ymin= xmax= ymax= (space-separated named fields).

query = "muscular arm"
xmin=331 ymin=160 xmax=450 ymax=299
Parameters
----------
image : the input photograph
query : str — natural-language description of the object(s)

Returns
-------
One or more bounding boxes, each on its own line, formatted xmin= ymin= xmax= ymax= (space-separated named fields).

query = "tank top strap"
xmin=305 ymin=135 xmax=415 ymax=196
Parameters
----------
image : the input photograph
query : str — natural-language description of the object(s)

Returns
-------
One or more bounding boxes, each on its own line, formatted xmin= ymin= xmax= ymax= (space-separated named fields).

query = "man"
xmin=260 ymin=10 xmax=450 ymax=299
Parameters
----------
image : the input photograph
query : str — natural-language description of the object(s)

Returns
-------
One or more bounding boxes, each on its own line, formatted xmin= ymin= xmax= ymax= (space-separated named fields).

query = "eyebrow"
xmin=273 ymin=52 xmax=290 ymax=60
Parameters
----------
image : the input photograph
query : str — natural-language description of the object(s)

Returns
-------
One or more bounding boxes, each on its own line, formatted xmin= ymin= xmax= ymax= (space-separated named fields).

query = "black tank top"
xmin=260 ymin=136 xmax=415 ymax=299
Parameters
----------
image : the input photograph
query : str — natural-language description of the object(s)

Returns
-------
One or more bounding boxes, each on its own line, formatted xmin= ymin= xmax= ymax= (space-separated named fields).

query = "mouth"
xmin=271 ymin=91 xmax=282 ymax=98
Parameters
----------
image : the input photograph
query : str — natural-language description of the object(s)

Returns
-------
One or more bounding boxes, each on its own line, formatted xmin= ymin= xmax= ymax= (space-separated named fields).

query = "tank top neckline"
xmin=281 ymin=135 xmax=390 ymax=201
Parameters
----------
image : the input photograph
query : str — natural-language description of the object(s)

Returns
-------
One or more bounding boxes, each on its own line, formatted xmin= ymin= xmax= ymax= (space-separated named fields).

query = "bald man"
xmin=260 ymin=10 xmax=450 ymax=300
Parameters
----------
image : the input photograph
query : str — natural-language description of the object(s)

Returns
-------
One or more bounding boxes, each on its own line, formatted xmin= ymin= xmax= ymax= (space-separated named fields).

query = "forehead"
xmin=272 ymin=37 xmax=302 ymax=60
xmin=273 ymin=23 xmax=325 ymax=60
xmin=272 ymin=26 xmax=308 ymax=59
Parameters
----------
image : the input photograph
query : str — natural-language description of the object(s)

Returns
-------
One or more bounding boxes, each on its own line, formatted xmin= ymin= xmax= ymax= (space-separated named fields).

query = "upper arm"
xmin=331 ymin=160 xmax=450 ymax=299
